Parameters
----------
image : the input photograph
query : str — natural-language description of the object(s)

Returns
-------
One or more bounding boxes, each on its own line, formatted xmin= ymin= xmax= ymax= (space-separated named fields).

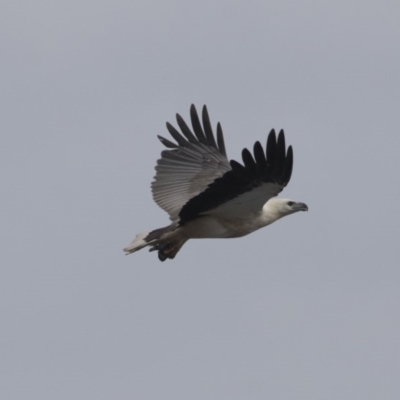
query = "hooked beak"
xmin=295 ymin=202 xmax=308 ymax=212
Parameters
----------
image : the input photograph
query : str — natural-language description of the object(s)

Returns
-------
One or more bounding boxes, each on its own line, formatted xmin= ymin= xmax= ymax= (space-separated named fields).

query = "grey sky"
xmin=1 ymin=1 xmax=400 ymax=399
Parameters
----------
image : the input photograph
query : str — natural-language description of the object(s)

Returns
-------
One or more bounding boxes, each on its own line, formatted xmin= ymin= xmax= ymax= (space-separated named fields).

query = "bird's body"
xmin=124 ymin=105 xmax=307 ymax=261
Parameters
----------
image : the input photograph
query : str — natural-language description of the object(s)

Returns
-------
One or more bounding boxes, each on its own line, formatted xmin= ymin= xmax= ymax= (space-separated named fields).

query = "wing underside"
xmin=151 ymin=105 xmax=231 ymax=222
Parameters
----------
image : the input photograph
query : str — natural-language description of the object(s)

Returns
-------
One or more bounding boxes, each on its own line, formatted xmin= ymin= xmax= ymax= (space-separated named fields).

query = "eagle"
xmin=124 ymin=105 xmax=307 ymax=261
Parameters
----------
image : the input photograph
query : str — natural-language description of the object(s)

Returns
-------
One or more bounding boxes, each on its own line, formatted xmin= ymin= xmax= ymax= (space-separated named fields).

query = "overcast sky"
xmin=1 ymin=1 xmax=400 ymax=399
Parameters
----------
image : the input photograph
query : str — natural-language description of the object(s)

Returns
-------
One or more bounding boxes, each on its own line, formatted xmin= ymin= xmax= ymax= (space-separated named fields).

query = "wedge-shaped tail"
xmin=124 ymin=224 xmax=186 ymax=261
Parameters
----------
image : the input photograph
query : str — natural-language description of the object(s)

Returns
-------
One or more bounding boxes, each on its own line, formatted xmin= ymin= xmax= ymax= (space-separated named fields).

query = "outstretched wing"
xmin=152 ymin=105 xmax=293 ymax=225
xmin=151 ymin=105 xmax=231 ymax=222
xmin=178 ymin=129 xmax=293 ymax=223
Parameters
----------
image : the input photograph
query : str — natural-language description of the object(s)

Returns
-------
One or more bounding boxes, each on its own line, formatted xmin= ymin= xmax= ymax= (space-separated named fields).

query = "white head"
xmin=262 ymin=197 xmax=308 ymax=225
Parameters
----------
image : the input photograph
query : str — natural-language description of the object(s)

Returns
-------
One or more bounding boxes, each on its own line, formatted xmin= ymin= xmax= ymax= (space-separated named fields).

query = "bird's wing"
xmin=151 ymin=105 xmax=231 ymax=222
xmin=178 ymin=129 xmax=293 ymax=223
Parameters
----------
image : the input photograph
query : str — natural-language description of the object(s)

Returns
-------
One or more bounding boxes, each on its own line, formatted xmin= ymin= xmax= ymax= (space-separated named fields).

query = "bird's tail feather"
xmin=123 ymin=232 xmax=150 ymax=254
xmin=123 ymin=224 xmax=181 ymax=259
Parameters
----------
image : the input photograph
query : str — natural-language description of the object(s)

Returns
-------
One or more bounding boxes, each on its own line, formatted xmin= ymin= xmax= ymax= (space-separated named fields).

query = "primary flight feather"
xmin=124 ymin=104 xmax=307 ymax=261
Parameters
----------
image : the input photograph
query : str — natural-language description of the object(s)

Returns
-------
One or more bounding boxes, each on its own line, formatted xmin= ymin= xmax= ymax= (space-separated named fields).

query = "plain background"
xmin=1 ymin=1 xmax=399 ymax=399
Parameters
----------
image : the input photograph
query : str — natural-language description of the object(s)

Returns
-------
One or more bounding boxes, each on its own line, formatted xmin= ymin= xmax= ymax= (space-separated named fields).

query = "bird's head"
xmin=263 ymin=198 xmax=308 ymax=222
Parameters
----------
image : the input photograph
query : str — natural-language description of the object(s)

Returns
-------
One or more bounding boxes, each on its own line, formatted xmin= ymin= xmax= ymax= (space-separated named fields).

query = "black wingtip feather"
xmin=274 ymin=129 xmax=286 ymax=177
xmin=216 ymin=123 xmax=227 ymax=157
xmin=158 ymin=135 xmax=179 ymax=149
xmin=202 ymin=106 xmax=218 ymax=149
xmin=175 ymin=114 xmax=197 ymax=143
xmin=242 ymin=148 xmax=256 ymax=171
xmin=277 ymin=130 xmax=286 ymax=155
xmin=190 ymin=105 xmax=208 ymax=145
xmin=266 ymin=129 xmax=277 ymax=167
xmin=282 ymin=145 xmax=293 ymax=184
xmin=253 ymin=141 xmax=266 ymax=166
xmin=165 ymin=123 xmax=188 ymax=147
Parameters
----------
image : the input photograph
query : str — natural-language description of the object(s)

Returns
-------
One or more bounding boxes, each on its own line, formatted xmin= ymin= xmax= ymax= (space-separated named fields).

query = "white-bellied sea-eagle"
xmin=124 ymin=105 xmax=307 ymax=261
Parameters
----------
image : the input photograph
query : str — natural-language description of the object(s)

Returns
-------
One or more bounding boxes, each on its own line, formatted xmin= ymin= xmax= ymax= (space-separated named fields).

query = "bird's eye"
xmin=287 ymin=201 xmax=294 ymax=206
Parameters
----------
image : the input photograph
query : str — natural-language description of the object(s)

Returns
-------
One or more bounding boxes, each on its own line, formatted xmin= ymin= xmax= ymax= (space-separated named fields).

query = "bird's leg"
xmin=149 ymin=241 xmax=184 ymax=261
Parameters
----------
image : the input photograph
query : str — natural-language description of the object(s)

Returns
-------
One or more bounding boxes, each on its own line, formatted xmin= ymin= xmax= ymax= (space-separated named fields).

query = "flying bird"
xmin=124 ymin=105 xmax=307 ymax=261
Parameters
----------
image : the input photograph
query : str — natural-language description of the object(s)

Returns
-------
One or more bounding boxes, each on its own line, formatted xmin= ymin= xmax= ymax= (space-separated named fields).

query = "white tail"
xmin=123 ymin=232 xmax=150 ymax=254
xmin=123 ymin=223 xmax=184 ymax=261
